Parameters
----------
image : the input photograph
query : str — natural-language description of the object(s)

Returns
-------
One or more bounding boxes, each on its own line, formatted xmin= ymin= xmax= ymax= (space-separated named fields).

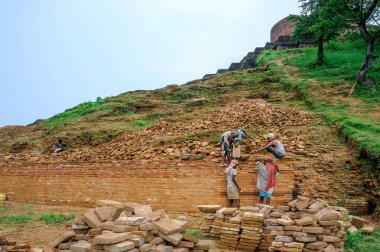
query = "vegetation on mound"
xmin=38 ymin=213 xmax=75 ymax=224
xmin=344 ymin=228 xmax=380 ymax=252
xmin=258 ymin=34 xmax=380 ymax=166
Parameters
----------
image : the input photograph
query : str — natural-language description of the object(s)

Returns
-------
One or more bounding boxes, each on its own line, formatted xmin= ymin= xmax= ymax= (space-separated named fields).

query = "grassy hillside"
xmin=257 ymin=33 xmax=380 ymax=168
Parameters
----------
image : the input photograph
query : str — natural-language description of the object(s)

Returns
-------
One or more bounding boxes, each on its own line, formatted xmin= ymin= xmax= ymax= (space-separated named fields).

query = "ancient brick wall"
xmin=0 ymin=160 xmax=295 ymax=213
xmin=270 ymin=17 xmax=296 ymax=43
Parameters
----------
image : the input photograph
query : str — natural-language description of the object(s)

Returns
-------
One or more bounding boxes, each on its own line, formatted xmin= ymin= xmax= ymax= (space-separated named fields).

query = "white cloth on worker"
xmin=225 ymin=166 xmax=239 ymax=199
xmin=274 ymin=140 xmax=286 ymax=155
xmin=256 ymin=161 xmax=279 ymax=194
xmin=236 ymin=129 xmax=245 ymax=144
xmin=227 ymin=185 xmax=240 ymax=199
xmin=226 ymin=168 xmax=237 ymax=187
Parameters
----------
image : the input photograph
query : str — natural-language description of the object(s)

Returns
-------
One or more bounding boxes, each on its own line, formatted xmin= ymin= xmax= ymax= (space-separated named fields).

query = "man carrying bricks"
xmin=220 ymin=129 xmax=246 ymax=166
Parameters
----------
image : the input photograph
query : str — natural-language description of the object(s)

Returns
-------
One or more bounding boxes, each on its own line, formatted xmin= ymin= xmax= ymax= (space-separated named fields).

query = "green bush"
xmin=0 ymin=214 xmax=33 ymax=224
xmin=132 ymin=120 xmax=153 ymax=129
xmin=344 ymin=229 xmax=380 ymax=252
xmin=186 ymin=229 xmax=201 ymax=239
xmin=39 ymin=213 xmax=75 ymax=225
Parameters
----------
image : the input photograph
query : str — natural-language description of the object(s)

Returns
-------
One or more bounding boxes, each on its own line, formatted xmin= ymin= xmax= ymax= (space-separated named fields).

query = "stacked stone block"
xmin=269 ymin=197 xmax=347 ymax=252
xmin=210 ymin=208 xmax=225 ymax=237
xmin=52 ymin=200 xmax=213 ymax=252
xmin=238 ymin=212 xmax=264 ymax=251
xmin=197 ymin=205 xmax=221 ymax=237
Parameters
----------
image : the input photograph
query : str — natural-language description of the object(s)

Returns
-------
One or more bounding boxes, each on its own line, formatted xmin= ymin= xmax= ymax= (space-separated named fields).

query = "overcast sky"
xmin=0 ymin=0 xmax=300 ymax=126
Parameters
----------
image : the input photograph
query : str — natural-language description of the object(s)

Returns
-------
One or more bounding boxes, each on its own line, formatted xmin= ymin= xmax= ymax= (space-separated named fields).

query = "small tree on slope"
xmin=322 ymin=0 xmax=380 ymax=96
xmin=290 ymin=0 xmax=347 ymax=65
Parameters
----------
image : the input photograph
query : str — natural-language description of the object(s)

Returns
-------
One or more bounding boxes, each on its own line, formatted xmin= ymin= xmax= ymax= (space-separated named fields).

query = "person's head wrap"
xmin=267 ymin=133 xmax=275 ymax=139
xmin=225 ymin=159 xmax=239 ymax=174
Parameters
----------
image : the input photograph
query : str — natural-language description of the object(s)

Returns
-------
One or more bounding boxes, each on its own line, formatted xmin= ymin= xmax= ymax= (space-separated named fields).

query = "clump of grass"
xmin=132 ymin=119 xmax=153 ymax=129
xmin=344 ymin=229 xmax=380 ymax=252
xmin=39 ymin=213 xmax=75 ymax=225
xmin=186 ymin=228 xmax=201 ymax=239
xmin=0 ymin=214 xmax=33 ymax=224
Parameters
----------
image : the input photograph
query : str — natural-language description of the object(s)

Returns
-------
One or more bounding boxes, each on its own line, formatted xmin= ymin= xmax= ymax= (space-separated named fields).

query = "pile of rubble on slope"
xmin=0 ymin=236 xmax=34 ymax=252
xmin=51 ymin=200 xmax=214 ymax=252
xmin=3 ymin=99 xmax=315 ymax=163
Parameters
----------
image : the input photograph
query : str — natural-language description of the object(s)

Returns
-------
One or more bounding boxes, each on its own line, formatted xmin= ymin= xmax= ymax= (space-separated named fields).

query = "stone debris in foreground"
xmin=199 ymin=197 xmax=375 ymax=252
xmin=50 ymin=199 xmax=213 ymax=252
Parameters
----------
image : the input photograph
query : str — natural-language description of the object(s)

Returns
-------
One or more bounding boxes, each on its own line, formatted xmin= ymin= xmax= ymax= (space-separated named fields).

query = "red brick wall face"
xmin=270 ymin=17 xmax=296 ymax=42
xmin=0 ymin=160 xmax=295 ymax=213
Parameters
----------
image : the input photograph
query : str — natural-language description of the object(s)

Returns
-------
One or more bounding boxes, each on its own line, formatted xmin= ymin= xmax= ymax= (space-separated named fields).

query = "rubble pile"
xmin=268 ymin=196 xmax=348 ymax=252
xmin=0 ymin=236 xmax=32 ymax=252
xmin=5 ymin=99 xmax=314 ymax=163
xmin=52 ymin=200 xmax=213 ymax=252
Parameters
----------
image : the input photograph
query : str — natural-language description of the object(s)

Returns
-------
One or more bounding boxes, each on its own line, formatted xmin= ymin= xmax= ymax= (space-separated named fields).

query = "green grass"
xmin=283 ymin=34 xmax=380 ymax=102
xmin=41 ymin=97 xmax=106 ymax=131
xmin=344 ymin=228 xmax=380 ymax=252
xmin=186 ymin=228 xmax=201 ymax=239
xmin=258 ymin=34 xmax=380 ymax=164
xmin=0 ymin=213 xmax=33 ymax=224
xmin=132 ymin=119 xmax=154 ymax=130
xmin=38 ymin=213 xmax=75 ymax=225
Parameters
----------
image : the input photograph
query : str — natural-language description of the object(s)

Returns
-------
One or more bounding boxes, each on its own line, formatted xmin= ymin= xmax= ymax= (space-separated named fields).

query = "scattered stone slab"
xmin=82 ymin=211 xmax=101 ymax=229
xmin=197 ymin=205 xmax=221 ymax=213
xmin=51 ymin=231 xmax=75 ymax=248
xmin=153 ymin=218 xmax=183 ymax=235
xmin=103 ymin=241 xmax=135 ymax=252
xmin=158 ymin=233 xmax=183 ymax=245
xmin=351 ymin=216 xmax=365 ymax=229
xmin=70 ymin=241 xmax=91 ymax=252
xmin=360 ymin=225 xmax=375 ymax=234
xmin=93 ymin=232 xmax=132 ymax=245
xmin=116 ymin=217 xmax=146 ymax=226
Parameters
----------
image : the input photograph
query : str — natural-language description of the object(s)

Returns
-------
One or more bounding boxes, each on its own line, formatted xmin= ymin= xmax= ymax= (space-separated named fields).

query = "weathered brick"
xmin=103 ymin=241 xmax=135 ymax=252
xmin=82 ymin=211 xmax=101 ymax=229
xmin=153 ymin=218 xmax=183 ymax=235
xmin=158 ymin=232 xmax=183 ymax=245
xmin=51 ymin=231 xmax=75 ymax=248
xmin=93 ymin=232 xmax=132 ymax=245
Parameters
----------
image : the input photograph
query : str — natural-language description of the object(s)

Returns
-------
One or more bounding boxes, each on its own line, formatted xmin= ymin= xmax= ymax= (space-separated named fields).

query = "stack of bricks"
xmin=269 ymin=196 xmax=348 ymax=252
xmin=197 ymin=205 xmax=221 ymax=237
xmin=52 ymin=199 xmax=213 ymax=252
xmin=238 ymin=211 xmax=264 ymax=251
xmin=210 ymin=208 xmax=225 ymax=237
xmin=218 ymin=211 xmax=241 ymax=250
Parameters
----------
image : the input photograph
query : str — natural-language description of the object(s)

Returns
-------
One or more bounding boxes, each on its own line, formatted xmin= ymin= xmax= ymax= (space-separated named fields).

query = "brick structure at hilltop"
xmin=204 ymin=16 xmax=316 ymax=78
xmin=270 ymin=17 xmax=296 ymax=43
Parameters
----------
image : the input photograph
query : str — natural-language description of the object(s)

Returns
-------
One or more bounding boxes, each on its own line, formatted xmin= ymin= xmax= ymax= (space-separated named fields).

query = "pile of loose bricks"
xmin=51 ymin=200 xmax=213 ymax=252
xmin=0 ymin=236 xmax=32 ymax=252
xmin=198 ymin=196 xmax=358 ymax=252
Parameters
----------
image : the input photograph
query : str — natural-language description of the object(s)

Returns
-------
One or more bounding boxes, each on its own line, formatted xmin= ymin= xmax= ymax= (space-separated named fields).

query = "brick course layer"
xmin=0 ymin=160 xmax=295 ymax=213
